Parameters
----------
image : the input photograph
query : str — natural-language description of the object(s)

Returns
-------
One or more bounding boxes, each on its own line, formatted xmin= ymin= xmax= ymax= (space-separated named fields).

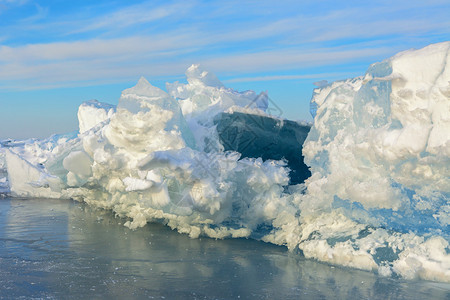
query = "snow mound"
xmin=301 ymin=42 xmax=450 ymax=282
xmin=305 ymin=42 xmax=450 ymax=223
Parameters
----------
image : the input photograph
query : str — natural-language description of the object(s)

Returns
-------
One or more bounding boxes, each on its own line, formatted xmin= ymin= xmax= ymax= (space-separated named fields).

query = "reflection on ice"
xmin=1 ymin=198 xmax=449 ymax=299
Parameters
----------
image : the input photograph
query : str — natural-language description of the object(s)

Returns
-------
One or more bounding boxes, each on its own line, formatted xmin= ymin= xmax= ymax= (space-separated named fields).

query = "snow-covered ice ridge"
xmin=1 ymin=42 xmax=449 ymax=282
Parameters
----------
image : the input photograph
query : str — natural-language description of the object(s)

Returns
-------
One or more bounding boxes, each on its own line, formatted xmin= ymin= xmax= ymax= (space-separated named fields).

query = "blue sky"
xmin=0 ymin=0 xmax=449 ymax=139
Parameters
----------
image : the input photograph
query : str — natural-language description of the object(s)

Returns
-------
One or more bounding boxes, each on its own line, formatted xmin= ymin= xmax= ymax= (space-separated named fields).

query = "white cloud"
xmin=0 ymin=0 xmax=448 ymax=91
xmin=224 ymin=73 xmax=345 ymax=83
xmin=0 ymin=0 xmax=29 ymax=4
xmin=199 ymin=47 xmax=394 ymax=74
xmin=0 ymin=34 xmax=199 ymax=63
xmin=19 ymin=3 xmax=48 ymax=22
xmin=72 ymin=1 xmax=195 ymax=33
xmin=0 ymin=36 xmax=394 ymax=90
xmin=0 ymin=0 xmax=28 ymax=15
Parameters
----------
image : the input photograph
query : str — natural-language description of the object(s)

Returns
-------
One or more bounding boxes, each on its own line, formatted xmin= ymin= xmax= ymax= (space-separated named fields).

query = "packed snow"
xmin=0 ymin=43 xmax=449 ymax=283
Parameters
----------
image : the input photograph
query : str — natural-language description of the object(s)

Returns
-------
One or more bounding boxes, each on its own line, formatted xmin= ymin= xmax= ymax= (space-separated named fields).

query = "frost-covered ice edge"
xmin=1 ymin=42 xmax=449 ymax=283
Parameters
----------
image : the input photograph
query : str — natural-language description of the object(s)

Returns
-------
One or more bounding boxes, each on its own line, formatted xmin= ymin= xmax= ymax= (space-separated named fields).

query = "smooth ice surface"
xmin=1 ymin=197 xmax=449 ymax=299
xmin=2 ymin=43 xmax=450 ymax=283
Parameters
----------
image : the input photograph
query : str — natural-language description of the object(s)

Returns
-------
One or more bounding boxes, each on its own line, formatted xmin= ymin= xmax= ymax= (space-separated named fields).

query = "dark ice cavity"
xmin=215 ymin=112 xmax=311 ymax=184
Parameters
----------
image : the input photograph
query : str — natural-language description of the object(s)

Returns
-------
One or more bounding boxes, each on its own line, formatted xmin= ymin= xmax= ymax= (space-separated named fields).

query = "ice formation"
xmin=0 ymin=143 xmax=8 ymax=196
xmin=1 ymin=43 xmax=449 ymax=283
xmin=302 ymin=42 xmax=450 ymax=282
xmin=78 ymin=100 xmax=115 ymax=134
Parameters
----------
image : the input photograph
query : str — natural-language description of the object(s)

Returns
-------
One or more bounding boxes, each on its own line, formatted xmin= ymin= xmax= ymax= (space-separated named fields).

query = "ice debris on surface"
xmin=1 ymin=134 xmax=76 ymax=197
xmin=2 ymin=43 xmax=450 ymax=283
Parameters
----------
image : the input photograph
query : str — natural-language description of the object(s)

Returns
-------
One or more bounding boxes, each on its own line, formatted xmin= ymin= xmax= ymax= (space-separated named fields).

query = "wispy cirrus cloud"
xmin=18 ymin=3 xmax=48 ymax=22
xmin=0 ymin=39 xmax=393 ymax=90
xmin=200 ymin=47 xmax=394 ymax=73
xmin=0 ymin=0 xmax=29 ymax=5
xmin=0 ymin=33 xmax=198 ymax=62
xmin=0 ymin=0 xmax=449 ymax=91
xmin=224 ymin=73 xmax=346 ymax=83
xmin=72 ymin=1 xmax=196 ymax=34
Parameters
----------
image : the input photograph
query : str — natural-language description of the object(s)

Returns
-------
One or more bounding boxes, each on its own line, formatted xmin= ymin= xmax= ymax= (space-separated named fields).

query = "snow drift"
xmin=1 ymin=43 xmax=449 ymax=282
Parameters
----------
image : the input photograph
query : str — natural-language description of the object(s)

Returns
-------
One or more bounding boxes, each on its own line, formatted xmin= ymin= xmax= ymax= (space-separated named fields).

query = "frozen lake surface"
xmin=1 ymin=197 xmax=449 ymax=299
